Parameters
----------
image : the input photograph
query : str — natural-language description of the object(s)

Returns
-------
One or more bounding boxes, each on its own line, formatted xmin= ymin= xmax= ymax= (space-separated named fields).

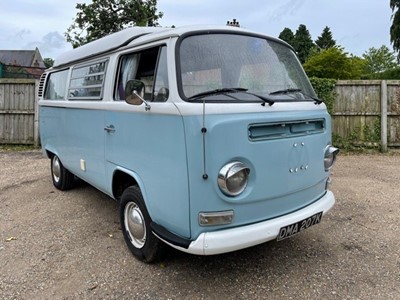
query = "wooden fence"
xmin=0 ymin=79 xmax=399 ymax=151
xmin=333 ymin=80 xmax=400 ymax=151
xmin=0 ymin=78 xmax=39 ymax=145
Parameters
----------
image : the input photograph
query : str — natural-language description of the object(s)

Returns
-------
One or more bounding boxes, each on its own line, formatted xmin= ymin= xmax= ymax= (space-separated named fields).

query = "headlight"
xmin=218 ymin=161 xmax=250 ymax=196
xmin=324 ymin=145 xmax=339 ymax=171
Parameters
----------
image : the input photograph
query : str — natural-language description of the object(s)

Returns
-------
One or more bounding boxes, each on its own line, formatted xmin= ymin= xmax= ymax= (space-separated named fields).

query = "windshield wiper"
xmin=269 ymin=88 xmax=323 ymax=105
xmin=188 ymin=88 xmax=275 ymax=106
xmin=244 ymin=91 xmax=274 ymax=106
xmin=269 ymin=88 xmax=302 ymax=95
xmin=188 ymin=88 xmax=248 ymax=100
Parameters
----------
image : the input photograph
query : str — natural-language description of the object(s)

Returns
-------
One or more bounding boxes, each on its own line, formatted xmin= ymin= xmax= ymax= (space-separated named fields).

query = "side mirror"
xmin=125 ymin=80 xmax=145 ymax=105
xmin=125 ymin=79 xmax=151 ymax=111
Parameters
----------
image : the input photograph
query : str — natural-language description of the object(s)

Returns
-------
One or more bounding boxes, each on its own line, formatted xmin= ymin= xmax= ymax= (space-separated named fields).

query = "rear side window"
xmin=44 ymin=69 xmax=69 ymax=100
xmin=69 ymin=60 xmax=108 ymax=100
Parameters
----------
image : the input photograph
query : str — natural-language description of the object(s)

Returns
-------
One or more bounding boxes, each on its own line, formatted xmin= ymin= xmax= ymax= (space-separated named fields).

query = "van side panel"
xmin=64 ymin=108 xmax=107 ymax=191
xmin=40 ymin=105 xmax=107 ymax=193
xmin=105 ymin=108 xmax=190 ymax=238
xmin=40 ymin=106 xmax=65 ymax=157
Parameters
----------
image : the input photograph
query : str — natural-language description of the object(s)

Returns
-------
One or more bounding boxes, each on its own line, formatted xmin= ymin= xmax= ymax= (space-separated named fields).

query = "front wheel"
xmin=50 ymin=155 xmax=74 ymax=190
xmin=120 ymin=186 xmax=163 ymax=263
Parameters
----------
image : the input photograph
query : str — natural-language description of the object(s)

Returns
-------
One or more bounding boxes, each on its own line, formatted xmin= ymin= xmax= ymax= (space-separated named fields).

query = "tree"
xmin=390 ymin=0 xmax=400 ymax=60
xmin=278 ymin=27 xmax=295 ymax=47
xmin=348 ymin=55 xmax=368 ymax=79
xmin=362 ymin=45 xmax=397 ymax=76
xmin=378 ymin=66 xmax=400 ymax=79
xmin=293 ymin=24 xmax=315 ymax=64
xmin=43 ymin=58 xmax=54 ymax=69
xmin=65 ymin=0 xmax=163 ymax=48
xmin=303 ymin=47 xmax=365 ymax=79
xmin=315 ymin=26 xmax=336 ymax=50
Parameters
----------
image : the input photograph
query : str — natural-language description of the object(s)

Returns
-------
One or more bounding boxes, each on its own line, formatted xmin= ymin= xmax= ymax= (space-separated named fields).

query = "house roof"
xmin=0 ymin=49 xmax=46 ymax=68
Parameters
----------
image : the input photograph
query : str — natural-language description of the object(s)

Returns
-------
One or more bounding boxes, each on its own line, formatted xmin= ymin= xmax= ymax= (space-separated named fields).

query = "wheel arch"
xmin=43 ymin=145 xmax=59 ymax=160
xmin=111 ymin=167 xmax=145 ymax=201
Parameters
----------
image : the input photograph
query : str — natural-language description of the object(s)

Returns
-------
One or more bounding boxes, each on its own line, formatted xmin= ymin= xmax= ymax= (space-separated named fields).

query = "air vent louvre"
xmin=248 ymin=119 xmax=325 ymax=141
xmin=37 ymin=72 xmax=47 ymax=98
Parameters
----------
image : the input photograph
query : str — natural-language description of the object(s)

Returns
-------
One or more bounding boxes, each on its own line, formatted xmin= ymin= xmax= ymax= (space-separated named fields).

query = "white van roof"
xmin=53 ymin=27 xmax=169 ymax=67
xmin=53 ymin=25 xmax=283 ymax=68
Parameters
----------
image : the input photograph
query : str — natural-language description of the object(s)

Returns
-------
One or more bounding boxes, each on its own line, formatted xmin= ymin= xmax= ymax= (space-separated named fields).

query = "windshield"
xmin=178 ymin=33 xmax=316 ymax=102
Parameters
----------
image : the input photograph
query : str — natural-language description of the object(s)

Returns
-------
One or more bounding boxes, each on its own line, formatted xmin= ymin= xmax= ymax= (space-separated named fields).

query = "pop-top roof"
xmin=53 ymin=27 xmax=169 ymax=67
xmin=53 ymin=25 xmax=284 ymax=68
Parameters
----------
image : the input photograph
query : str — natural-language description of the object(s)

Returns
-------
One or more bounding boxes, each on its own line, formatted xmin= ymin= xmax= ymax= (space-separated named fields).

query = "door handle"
xmin=104 ymin=125 xmax=116 ymax=133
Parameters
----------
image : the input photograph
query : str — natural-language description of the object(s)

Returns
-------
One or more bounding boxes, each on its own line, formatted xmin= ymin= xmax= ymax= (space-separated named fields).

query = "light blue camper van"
xmin=38 ymin=25 xmax=339 ymax=262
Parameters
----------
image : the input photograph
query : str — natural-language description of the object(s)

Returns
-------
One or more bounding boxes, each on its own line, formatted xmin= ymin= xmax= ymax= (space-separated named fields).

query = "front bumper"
xmin=157 ymin=190 xmax=335 ymax=255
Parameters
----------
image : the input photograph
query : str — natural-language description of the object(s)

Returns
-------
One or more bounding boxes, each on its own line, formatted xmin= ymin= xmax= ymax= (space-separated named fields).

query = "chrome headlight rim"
xmin=324 ymin=145 xmax=339 ymax=171
xmin=218 ymin=161 xmax=250 ymax=197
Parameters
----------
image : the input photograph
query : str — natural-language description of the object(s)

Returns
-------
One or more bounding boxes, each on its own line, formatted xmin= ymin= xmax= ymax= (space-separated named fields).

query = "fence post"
xmin=380 ymin=80 xmax=388 ymax=153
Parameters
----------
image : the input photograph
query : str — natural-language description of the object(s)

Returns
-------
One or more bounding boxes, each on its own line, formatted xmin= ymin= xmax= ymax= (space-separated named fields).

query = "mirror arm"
xmin=133 ymin=91 xmax=151 ymax=111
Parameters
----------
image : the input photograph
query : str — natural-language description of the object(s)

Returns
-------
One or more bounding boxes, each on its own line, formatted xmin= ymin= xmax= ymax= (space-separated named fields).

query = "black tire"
xmin=50 ymin=155 xmax=74 ymax=190
xmin=120 ymin=186 xmax=163 ymax=263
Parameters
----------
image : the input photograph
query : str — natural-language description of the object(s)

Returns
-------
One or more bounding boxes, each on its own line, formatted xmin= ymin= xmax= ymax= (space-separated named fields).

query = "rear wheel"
xmin=120 ymin=186 xmax=163 ymax=263
xmin=50 ymin=155 xmax=74 ymax=190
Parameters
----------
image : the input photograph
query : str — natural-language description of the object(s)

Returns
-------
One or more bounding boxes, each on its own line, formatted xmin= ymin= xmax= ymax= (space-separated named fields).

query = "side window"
xmin=153 ymin=47 xmax=169 ymax=102
xmin=44 ymin=69 xmax=69 ymax=100
xmin=69 ymin=60 xmax=108 ymax=100
xmin=116 ymin=46 xmax=169 ymax=102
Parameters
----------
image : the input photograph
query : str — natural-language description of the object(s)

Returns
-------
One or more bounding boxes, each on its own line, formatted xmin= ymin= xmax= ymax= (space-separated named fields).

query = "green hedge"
xmin=309 ymin=77 xmax=336 ymax=114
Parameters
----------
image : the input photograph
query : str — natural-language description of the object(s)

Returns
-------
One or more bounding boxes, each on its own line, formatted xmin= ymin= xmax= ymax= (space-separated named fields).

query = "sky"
xmin=0 ymin=0 xmax=394 ymax=60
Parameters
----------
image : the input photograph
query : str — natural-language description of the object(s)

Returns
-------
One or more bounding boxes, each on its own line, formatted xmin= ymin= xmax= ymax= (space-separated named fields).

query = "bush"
xmin=309 ymin=77 xmax=336 ymax=114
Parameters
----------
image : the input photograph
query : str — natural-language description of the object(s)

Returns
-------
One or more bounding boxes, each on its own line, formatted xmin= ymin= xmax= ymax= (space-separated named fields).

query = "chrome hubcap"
xmin=124 ymin=202 xmax=146 ymax=248
xmin=52 ymin=156 xmax=61 ymax=183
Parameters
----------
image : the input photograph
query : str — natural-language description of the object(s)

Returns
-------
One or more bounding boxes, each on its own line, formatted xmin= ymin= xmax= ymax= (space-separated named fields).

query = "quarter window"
xmin=69 ymin=60 xmax=108 ymax=100
xmin=44 ymin=69 xmax=69 ymax=100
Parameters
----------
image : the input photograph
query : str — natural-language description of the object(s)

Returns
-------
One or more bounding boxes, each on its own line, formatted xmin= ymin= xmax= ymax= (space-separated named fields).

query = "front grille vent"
xmin=248 ymin=119 xmax=325 ymax=141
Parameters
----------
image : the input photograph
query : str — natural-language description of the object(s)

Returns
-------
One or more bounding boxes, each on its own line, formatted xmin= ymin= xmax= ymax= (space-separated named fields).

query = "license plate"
xmin=277 ymin=212 xmax=323 ymax=241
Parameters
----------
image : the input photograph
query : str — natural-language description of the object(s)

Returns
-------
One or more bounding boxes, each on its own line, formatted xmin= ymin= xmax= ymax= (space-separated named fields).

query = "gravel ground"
xmin=0 ymin=150 xmax=399 ymax=300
